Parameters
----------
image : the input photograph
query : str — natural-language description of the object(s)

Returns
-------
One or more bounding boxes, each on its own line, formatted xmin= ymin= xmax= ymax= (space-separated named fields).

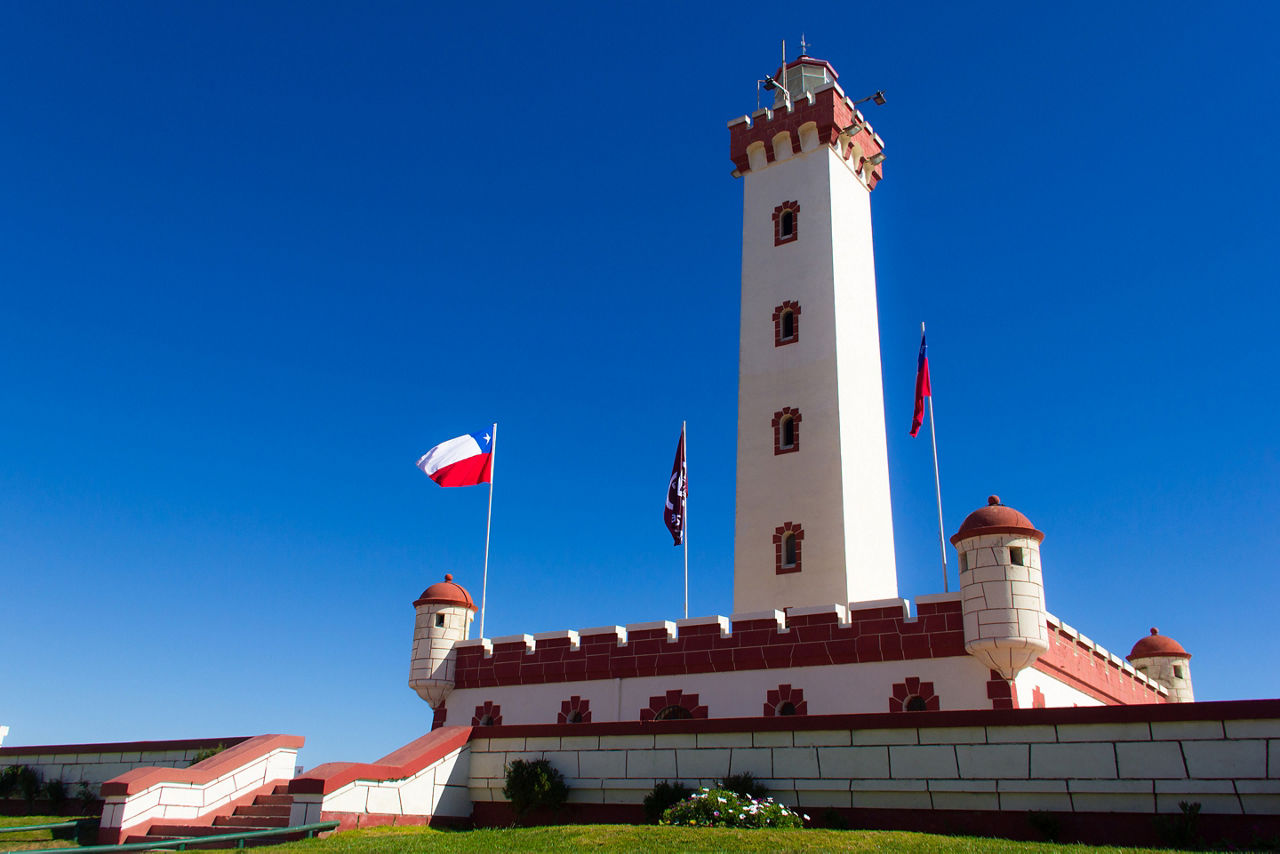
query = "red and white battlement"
xmin=727 ymin=77 xmax=885 ymax=186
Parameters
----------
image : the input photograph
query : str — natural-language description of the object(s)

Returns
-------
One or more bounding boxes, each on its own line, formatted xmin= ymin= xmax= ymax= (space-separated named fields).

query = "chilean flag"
xmin=416 ymin=426 xmax=494 ymax=487
xmin=910 ymin=332 xmax=930 ymax=438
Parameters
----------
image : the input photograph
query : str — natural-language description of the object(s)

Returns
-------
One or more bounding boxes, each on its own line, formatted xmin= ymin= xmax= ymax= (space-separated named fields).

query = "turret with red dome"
xmin=952 ymin=496 xmax=1049 ymax=680
xmin=408 ymin=573 xmax=478 ymax=709
xmin=1127 ymin=627 xmax=1195 ymax=702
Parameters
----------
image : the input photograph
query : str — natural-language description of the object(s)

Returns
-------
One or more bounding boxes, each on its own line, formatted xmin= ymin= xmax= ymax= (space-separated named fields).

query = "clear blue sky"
xmin=2 ymin=2 xmax=1277 ymax=768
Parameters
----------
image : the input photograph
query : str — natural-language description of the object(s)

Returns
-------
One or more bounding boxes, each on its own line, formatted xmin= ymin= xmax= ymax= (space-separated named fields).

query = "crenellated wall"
xmin=448 ymin=598 xmax=1164 ymax=721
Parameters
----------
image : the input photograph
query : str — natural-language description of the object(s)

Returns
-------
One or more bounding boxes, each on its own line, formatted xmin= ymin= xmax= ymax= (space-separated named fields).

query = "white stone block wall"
xmin=0 ymin=739 xmax=246 ymax=796
xmin=99 ymin=737 xmax=300 ymax=839
xmin=467 ymin=713 xmax=1280 ymax=816
xmin=289 ymin=745 xmax=472 ymax=826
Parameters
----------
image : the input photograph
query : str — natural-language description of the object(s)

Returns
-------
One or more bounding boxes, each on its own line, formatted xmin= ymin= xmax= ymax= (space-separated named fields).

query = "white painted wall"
xmin=447 ymin=656 xmax=997 ymax=727
xmin=290 ymin=745 xmax=472 ymax=825
xmin=734 ymin=138 xmax=896 ymax=613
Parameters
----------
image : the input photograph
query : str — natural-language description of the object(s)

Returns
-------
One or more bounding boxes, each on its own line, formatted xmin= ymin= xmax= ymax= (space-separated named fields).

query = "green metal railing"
xmin=0 ymin=820 xmax=83 ymax=834
xmin=1 ymin=819 xmax=339 ymax=852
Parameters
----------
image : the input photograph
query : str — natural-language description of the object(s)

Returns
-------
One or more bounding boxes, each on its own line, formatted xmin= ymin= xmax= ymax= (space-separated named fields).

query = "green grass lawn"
xmin=257 ymin=825 xmax=1202 ymax=853
xmin=0 ymin=816 xmax=80 ymax=851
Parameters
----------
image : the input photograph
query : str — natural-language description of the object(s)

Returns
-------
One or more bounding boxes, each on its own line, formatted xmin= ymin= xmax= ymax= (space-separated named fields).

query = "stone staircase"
xmin=125 ymin=783 xmax=302 ymax=848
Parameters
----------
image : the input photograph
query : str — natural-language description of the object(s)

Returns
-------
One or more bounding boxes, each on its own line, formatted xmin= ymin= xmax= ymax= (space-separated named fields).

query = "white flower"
xmin=803 ymin=813 xmax=811 ymax=821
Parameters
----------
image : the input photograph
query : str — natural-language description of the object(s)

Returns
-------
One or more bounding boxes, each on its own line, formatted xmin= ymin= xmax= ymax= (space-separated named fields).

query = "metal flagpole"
xmin=682 ymin=421 xmax=688 ymax=620
xmin=479 ymin=422 xmax=496 ymax=638
xmin=922 ymin=323 xmax=949 ymax=592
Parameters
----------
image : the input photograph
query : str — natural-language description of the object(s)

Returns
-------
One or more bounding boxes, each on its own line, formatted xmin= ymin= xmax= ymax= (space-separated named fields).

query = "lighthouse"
xmin=728 ymin=48 xmax=898 ymax=613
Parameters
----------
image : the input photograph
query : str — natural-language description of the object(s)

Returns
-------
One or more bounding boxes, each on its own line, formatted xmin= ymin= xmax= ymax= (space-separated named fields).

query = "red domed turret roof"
xmin=1127 ymin=628 xmax=1190 ymax=660
xmin=950 ymin=495 xmax=1044 ymax=545
xmin=413 ymin=574 xmax=477 ymax=610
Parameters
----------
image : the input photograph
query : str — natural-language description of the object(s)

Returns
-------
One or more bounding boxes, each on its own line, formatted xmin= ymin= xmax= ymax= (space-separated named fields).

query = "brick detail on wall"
xmin=452 ymin=601 xmax=1166 ymax=707
xmin=772 ymin=201 xmax=800 ymax=246
xmin=640 ymin=689 xmax=708 ymax=722
xmin=773 ymin=522 xmax=804 ymax=574
xmin=558 ymin=696 xmax=592 ymax=724
xmin=763 ymin=684 xmax=808 ymax=717
xmin=890 ymin=676 xmax=940 ymax=712
xmin=472 ymin=701 xmax=502 ymax=727
xmin=772 ymin=407 xmax=802 ymax=455
xmin=431 ymin=705 xmax=447 ymax=731
xmin=987 ymin=670 xmax=1019 ymax=710
xmin=728 ymin=87 xmax=885 ymax=189
xmin=1034 ymin=620 xmax=1169 ymax=706
xmin=458 ymin=600 xmax=965 ymax=689
xmin=772 ymin=300 xmax=801 ymax=347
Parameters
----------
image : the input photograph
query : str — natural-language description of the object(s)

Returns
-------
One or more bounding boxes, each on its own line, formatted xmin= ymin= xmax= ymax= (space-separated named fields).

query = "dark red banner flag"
xmin=664 ymin=427 xmax=687 ymax=546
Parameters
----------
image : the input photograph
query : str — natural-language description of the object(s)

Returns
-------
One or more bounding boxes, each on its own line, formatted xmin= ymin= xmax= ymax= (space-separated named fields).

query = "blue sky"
xmin=2 ymin=2 xmax=1277 ymax=767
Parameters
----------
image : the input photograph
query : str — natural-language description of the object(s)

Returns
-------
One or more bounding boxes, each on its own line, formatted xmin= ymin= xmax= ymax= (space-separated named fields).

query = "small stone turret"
xmin=951 ymin=496 xmax=1049 ymax=680
xmin=408 ymin=574 xmax=477 ymax=708
xmin=1128 ymin=628 xmax=1194 ymax=702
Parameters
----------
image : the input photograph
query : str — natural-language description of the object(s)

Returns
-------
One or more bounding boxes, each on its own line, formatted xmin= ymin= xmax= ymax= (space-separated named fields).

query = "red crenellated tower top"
xmin=728 ymin=53 xmax=885 ymax=188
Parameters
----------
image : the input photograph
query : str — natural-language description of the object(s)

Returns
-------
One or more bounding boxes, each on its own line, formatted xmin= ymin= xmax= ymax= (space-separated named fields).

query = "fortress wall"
xmin=0 ymin=736 xmax=249 ymax=796
xmin=452 ymin=600 xmax=1163 ymax=707
xmin=465 ymin=699 xmax=1280 ymax=840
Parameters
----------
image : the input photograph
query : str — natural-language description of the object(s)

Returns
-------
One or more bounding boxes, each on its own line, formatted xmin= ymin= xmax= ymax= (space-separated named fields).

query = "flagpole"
xmin=682 ymin=420 xmax=688 ymax=620
xmin=479 ymin=422 xmax=496 ymax=638
xmin=922 ymin=322 xmax=948 ymax=592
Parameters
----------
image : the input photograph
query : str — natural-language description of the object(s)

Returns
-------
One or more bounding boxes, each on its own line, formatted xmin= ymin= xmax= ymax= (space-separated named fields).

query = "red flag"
xmin=910 ymin=332 xmax=930 ymax=437
xmin=664 ymin=427 xmax=687 ymax=546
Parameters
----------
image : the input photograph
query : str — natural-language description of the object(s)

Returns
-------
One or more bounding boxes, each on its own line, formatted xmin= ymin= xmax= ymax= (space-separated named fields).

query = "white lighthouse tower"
xmin=729 ymin=48 xmax=898 ymax=613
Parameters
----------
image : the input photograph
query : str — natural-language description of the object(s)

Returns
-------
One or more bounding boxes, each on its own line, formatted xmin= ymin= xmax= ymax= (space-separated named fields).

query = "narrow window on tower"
xmin=1009 ymin=546 xmax=1024 ymax=566
xmin=772 ymin=407 xmax=801 ymax=454
xmin=772 ymin=301 xmax=801 ymax=347
xmin=1174 ymin=665 xmax=1184 ymax=679
xmin=435 ymin=613 xmax=446 ymax=628
xmin=773 ymin=522 xmax=803 ymax=574
xmin=772 ymin=201 xmax=800 ymax=246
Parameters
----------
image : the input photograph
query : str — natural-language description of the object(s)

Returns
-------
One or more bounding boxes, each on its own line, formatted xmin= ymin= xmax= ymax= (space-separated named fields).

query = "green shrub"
xmin=77 ymin=781 xmax=97 ymax=814
xmin=661 ymin=787 xmax=805 ymax=829
xmin=720 ymin=771 xmax=769 ymax=800
xmin=502 ymin=759 xmax=569 ymax=821
xmin=0 ymin=765 xmax=22 ymax=798
xmin=188 ymin=743 xmax=227 ymax=766
xmin=17 ymin=766 xmax=42 ymax=811
xmin=44 ymin=779 xmax=69 ymax=813
xmin=643 ymin=780 xmax=692 ymax=823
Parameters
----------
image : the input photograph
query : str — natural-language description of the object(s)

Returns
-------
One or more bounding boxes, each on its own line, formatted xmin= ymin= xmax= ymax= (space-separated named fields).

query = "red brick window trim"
xmin=472 ymin=700 xmax=502 ymax=726
xmin=772 ymin=407 xmax=801 ymax=455
xmin=640 ymin=689 xmax=708 ymax=722
xmin=987 ymin=670 xmax=1019 ymax=710
xmin=772 ymin=300 xmax=801 ymax=347
xmin=763 ymin=684 xmax=808 ymax=717
xmin=773 ymin=522 xmax=803 ymax=575
xmin=773 ymin=201 xmax=800 ymax=246
xmin=557 ymin=695 xmax=592 ymax=724
xmin=890 ymin=676 xmax=939 ymax=713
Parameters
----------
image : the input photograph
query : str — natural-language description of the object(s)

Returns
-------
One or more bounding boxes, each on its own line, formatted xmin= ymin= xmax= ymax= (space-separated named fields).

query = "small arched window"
xmin=772 ymin=407 xmax=801 ymax=455
xmin=653 ymin=704 xmax=694 ymax=721
xmin=777 ymin=701 xmax=798 ymax=716
xmin=773 ymin=201 xmax=800 ymax=246
xmin=905 ymin=696 xmax=928 ymax=712
xmin=477 ymin=714 xmax=495 ymax=726
xmin=566 ymin=710 xmax=583 ymax=723
xmin=774 ymin=522 xmax=803 ymax=574
xmin=772 ymin=301 xmax=801 ymax=347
